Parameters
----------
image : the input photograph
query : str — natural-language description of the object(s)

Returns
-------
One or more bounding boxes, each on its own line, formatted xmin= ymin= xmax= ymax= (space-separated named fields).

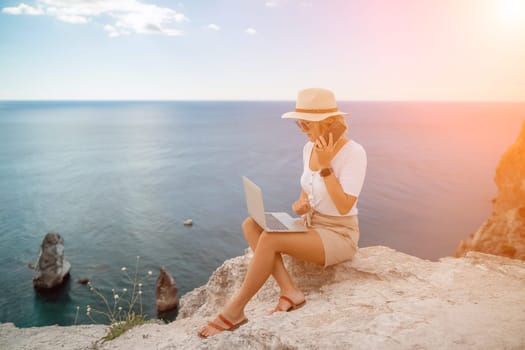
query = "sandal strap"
xmin=207 ymin=321 xmax=226 ymax=332
xmin=218 ymin=314 xmax=234 ymax=329
xmin=279 ymin=295 xmax=296 ymax=308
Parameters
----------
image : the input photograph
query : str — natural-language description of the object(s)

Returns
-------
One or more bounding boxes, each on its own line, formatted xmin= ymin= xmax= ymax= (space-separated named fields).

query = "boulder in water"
xmin=32 ymin=233 xmax=71 ymax=291
xmin=155 ymin=266 xmax=179 ymax=313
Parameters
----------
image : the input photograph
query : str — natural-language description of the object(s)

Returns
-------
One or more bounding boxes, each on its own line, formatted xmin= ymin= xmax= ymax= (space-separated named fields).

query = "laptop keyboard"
xmin=265 ymin=213 xmax=288 ymax=231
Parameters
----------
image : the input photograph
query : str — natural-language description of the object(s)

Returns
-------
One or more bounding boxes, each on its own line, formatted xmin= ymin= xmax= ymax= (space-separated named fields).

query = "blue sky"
xmin=1 ymin=0 xmax=524 ymax=100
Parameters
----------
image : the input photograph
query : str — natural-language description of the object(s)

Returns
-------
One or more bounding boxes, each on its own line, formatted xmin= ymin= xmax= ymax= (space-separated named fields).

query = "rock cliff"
xmin=2 ymin=246 xmax=525 ymax=349
xmin=456 ymin=120 xmax=525 ymax=260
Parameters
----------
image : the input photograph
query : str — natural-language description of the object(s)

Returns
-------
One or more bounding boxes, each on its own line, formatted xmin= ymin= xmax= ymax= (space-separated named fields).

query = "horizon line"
xmin=1 ymin=99 xmax=525 ymax=103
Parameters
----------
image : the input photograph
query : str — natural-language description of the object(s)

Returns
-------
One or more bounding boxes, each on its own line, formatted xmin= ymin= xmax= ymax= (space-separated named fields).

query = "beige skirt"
xmin=304 ymin=210 xmax=359 ymax=267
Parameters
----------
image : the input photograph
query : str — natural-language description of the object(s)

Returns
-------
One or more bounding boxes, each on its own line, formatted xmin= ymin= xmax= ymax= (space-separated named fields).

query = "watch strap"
xmin=320 ymin=168 xmax=333 ymax=177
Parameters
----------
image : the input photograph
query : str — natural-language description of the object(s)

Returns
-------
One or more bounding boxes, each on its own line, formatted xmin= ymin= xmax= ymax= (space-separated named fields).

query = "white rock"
xmin=2 ymin=246 xmax=525 ymax=350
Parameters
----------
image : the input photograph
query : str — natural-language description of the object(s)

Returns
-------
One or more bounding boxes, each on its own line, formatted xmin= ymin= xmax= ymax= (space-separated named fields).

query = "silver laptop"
xmin=242 ymin=176 xmax=307 ymax=232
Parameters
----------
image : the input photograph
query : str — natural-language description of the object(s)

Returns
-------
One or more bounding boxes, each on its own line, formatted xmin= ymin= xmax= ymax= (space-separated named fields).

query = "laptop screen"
xmin=242 ymin=176 xmax=267 ymax=228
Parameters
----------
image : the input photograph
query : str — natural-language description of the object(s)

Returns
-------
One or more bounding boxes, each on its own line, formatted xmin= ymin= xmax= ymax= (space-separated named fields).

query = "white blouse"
xmin=300 ymin=140 xmax=367 ymax=216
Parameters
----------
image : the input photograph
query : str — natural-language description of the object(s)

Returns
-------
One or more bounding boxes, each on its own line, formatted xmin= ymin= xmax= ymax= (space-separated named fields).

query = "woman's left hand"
xmin=314 ymin=133 xmax=336 ymax=168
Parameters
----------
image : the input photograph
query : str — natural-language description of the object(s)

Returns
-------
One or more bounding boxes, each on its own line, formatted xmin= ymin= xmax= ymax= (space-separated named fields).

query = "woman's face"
xmin=296 ymin=119 xmax=329 ymax=142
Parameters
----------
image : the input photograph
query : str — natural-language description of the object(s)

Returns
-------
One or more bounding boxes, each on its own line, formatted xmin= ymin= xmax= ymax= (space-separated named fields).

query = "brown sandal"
xmin=272 ymin=295 xmax=306 ymax=313
xmin=198 ymin=313 xmax=248 ymax=338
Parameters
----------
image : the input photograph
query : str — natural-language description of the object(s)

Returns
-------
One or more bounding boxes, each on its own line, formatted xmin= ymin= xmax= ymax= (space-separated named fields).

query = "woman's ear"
xmin=324 ymin=117 xmax=336 ymax=126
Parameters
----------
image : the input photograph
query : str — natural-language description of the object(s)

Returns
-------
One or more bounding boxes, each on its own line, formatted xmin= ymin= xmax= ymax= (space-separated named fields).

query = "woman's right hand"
xmin=292 ymin=197 xmax=311 ymax=215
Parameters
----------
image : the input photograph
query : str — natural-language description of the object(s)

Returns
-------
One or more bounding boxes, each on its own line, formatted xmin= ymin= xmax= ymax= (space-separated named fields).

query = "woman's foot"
xmin=198 ymin=310 xmax=248 ymax=338
xmin=269 ymin=290 xmax=306 ymax=315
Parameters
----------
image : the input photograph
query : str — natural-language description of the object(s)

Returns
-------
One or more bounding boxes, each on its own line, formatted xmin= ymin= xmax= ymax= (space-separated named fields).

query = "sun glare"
xmin=501 ymin=0 xmax=523 ymax=25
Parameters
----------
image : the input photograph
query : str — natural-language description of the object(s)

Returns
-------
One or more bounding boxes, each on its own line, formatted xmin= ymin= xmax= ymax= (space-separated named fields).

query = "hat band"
xmin=295 ymin=107 xmax=338 ymax=114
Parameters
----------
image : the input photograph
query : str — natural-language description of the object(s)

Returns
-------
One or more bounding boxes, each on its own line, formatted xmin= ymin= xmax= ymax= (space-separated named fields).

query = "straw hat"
xmin=281 ymin=88 xmax=349 ymax=121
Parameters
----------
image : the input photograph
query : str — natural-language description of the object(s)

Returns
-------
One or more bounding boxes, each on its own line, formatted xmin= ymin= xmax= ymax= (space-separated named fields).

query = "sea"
xmin=0 ymin=101 xmax=523 ymax=327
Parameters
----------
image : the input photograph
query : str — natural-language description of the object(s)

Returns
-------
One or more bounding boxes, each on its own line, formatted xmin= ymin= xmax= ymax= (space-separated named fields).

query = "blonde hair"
xmin=319 ymin=115 xmax=348 ymax=132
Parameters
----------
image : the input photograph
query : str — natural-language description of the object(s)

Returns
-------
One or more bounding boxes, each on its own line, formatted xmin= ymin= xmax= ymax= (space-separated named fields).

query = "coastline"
xmin=2 ymin=246 xmax=525 ymax=350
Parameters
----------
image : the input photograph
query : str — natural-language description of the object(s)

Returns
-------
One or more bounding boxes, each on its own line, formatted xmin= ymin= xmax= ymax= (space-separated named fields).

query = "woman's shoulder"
xmin=341 ymin=139 xmax=366 ymax=157
xmin=334 ymin=140 xmax=366 ymax=168
xmin=302 ymin=141 xmax=314 ymax=163
xmin=303 ymin=141 xmax=314 ymax=148
xmin=303 ymin=141 xmax=314 ymax=153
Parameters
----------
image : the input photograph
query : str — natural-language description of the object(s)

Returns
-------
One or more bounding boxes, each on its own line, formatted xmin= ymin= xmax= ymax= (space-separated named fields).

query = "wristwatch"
xmin=320 ymin=168 xmax=333 ymax=177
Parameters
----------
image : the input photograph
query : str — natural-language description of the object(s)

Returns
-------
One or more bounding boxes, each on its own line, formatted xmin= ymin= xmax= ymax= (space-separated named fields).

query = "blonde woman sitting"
xmin=199 ymin=88 xmax=367 ymax=338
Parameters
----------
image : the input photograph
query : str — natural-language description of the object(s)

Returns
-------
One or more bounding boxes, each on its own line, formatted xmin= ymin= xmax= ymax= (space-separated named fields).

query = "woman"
xmin=198 ymin=88 xmax=367 ymax=338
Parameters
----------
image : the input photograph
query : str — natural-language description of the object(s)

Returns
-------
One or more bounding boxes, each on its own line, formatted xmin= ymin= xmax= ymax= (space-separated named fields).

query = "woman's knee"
xmin=242 ymin=217 xmax=263 ymax=241
xmin=257 ymin=231 xmax=277 ymax=252
xmin=242 ymin=217 xmax=260 ymax=234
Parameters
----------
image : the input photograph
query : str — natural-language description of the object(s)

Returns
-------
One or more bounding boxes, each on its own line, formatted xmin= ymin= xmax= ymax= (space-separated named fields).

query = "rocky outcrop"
xmin=167 ymin=247 xmax=525 ymax=350
xmin=156 ymin=266 xmax=179 ymax=314
xmin=4 ymin=246 xmax=523 ymax=349
xmin=456 ymin=120 xmax=525 ymax=260
xmin=32 ymin=233 xmax=71 ymax=290
xmin=5 ymin=247 xmax=525 ymax=350
xmin=0 ymin=323 xmax=106 ymax=350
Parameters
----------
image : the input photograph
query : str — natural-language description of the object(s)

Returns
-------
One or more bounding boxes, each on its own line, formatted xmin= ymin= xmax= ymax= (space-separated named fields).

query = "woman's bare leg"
xmin=241 ymin=217 xmax=304 ymax=305
xmin=199 ymin=229 xmax=324 ymax=337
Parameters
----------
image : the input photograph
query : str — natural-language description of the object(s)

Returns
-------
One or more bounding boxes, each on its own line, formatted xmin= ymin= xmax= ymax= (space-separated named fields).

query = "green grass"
xmin=102 ymin=315 xmax=156 ymax=342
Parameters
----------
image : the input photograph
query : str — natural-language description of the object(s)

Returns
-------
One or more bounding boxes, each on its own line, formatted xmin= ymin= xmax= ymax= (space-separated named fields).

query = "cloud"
xmin=2 ymin=0 xmax=188 ymax=37
xmin=58 ymin=14 xmax=90 ymax=24
xmin=207 ymin=23 xmax=220 ymax=31
xmin=104 ymin=24 xmax=120 ymax=37
xmin=2 ymin=3 xmax=44 ymax=15
xmin=245 ymin=27 xmax=257 ymax=35
xmin=265 ymin=1 xmax=278 ymax=7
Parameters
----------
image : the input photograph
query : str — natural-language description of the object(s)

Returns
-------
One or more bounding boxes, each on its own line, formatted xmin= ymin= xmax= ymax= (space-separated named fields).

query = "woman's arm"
xmin=292 ymin=190 xmax=311 ymax=215
xmin=321 ymin=173 xmax=357 ymax=215
xmin=315 ymin=135 xmax=358 ymax=215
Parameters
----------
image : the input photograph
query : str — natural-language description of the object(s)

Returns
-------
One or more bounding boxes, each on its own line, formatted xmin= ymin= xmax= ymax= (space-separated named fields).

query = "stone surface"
xmin=3 ymin=246 xmax=524 ymax=349
xmin=76 ymin=278 xmax=90 ymax=285
xmin=32 ymin=232 xmax=72 ymax=290
xmin=156 ymin=266 xmax=179 ymax=313
xmin=456 ymin=120 xmax=525 ymax=260
xmin=0 ymin=323 xmax=106 ymax=350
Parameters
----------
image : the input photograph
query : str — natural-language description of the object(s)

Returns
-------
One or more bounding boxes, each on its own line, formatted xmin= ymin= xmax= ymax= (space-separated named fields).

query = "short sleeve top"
xmin=300 ymin=140 xmax=367 ymax=216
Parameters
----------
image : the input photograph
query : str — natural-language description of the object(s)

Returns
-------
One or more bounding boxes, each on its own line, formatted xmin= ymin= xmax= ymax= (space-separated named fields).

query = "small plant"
xmin=83 ymin=255 xmax=154 ymax=341
xmin=74 ymin=305 xmax=80 ymax=325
